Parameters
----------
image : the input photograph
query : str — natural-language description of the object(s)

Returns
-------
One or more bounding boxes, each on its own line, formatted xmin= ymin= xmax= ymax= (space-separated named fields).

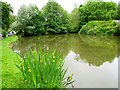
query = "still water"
xmin=12 ymin=34 xmax=119 ymax=88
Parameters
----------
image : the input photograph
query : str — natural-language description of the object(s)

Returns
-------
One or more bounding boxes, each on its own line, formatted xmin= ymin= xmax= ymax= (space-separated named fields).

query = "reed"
xmin=16 ymin=48 xmax=75 ymax=88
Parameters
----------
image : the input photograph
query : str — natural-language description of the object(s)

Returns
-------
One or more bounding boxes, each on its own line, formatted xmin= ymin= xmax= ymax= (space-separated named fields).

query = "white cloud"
xmin=1 ymin=0 xmax=119 ymax=15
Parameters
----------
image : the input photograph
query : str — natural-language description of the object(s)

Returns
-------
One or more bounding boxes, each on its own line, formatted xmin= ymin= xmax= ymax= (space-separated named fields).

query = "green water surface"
xmin=12 ymin=34 xmax=119 ymax=88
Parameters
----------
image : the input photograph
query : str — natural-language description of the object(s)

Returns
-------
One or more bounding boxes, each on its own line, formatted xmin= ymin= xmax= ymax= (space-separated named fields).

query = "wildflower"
xmin=33 ymin=51 xmax=36 ymax=55
xmin=59 ymin=62 xmax=60 ymax=64
xmin=53 ymin=56 xmax=55 ymax=59
xmin=67 ymin=73 xmax=74 ymax=82
xmin=52 ymin=53 xmax=55 ymax=56
xmin=28 ymin=69 xmax=31 ymax=72
xmin=60 ymin=58 xmax=62 ymax=61
xmin=40 ymin=60 xmax=42 ymax=63
xmin=53 ymin=60 xmax=55 ymax=62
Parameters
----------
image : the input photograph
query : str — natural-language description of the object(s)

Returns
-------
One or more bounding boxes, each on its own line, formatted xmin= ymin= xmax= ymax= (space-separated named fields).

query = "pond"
xmin=12 ymin=34 xmax=119 ymax=88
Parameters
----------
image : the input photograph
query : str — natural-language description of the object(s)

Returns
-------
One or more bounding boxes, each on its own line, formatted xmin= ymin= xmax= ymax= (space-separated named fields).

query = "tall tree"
xmin=13 ymin=4 xmax=39 ymax=35
xmin=69 ymin=7 xmax=80 ymax=33
xmin=42 ymin=1 xmax=70 ymax=34
xmin=1 ymin=1 xmax=13 ymax=31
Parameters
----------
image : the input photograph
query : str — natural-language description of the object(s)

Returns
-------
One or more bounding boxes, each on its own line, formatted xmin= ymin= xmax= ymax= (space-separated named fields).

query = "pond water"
xmin=12 ymin=34 xmax=119 ymax=88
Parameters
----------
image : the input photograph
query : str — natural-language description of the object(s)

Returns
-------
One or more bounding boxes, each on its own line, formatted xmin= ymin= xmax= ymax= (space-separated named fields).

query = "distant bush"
xmin=2 ymin=30 xmax=7 ymax=37
xmin=79 ymin=20 xmax=118 ymax=36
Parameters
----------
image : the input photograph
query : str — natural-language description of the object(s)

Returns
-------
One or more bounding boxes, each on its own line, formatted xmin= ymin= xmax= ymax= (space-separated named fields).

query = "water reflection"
xmin=12 ymin=34 xmax=119 ymax=67
xmin=12 ymin=34 xmax=119 ymax=88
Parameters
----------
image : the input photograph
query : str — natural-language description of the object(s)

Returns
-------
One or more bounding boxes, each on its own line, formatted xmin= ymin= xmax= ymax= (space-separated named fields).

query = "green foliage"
xmin=13 ymin=4 xmax=39 ymax=36
xmin=79 ymin=1 xmax=118 ymax=28
xmin=79 ymin=20 xmax=118 ymax=36
xmin=69 ymin=7 xmax=80 ymax=33
xmin=2 ymin=30 xmax=7 ymax=37
xmin=1 ymin=36 xmax=30 ymax=88
xmin=9 ymin=1 xmax=119 ymax=36
xmin=42 ymin=1 xmax=70 ymax=34
xmin=13 ymin=1 xmax=70 ymax=36
xmin=16 ymin=48 xmax=75 ymax=88
xmin=79 ymin=34 xmax=118 ymax=66
xmin=118 ymin=2 xmax=120 ymax=19
xmin=1 ymin=1 xmax=13 ymax=31
xmin=9 ymin=15 xmax=15 ymax=26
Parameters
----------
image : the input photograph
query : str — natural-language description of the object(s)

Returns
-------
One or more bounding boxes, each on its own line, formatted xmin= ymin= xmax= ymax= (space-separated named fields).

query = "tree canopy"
xmin=3 ymin=0 xmax=119 ymax=36
xmin=42 ymin=1 xmax=70 ymax=34
xmin=1 ymin=1 xmax=13 ymax=31
xmin=69 ymin=7 xmax=80 ymax=33
xmin=11 ymin=1 xmax=70 ymax=36
xmin=11 ymin=4 xmax=40 ymax=35
xmin=79 ymin=1 xmax=118 ymax=28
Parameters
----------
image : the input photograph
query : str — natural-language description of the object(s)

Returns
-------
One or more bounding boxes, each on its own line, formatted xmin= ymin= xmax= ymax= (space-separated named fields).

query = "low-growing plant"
xmin=16 ymin=48 xmax=75 ymax=88
xmin=79 ymin=20 xmax=118 ymax=36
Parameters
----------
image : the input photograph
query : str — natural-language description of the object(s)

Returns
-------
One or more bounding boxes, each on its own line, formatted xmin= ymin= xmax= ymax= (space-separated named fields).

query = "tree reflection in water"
xmin=11 ymin=34 xmax=119 ymax=67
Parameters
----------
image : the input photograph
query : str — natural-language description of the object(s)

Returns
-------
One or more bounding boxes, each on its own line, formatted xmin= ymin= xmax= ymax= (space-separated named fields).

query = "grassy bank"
xmin=1 ymin=36 xmax=29 ymax=88
xmin=79 ymin=20 xmax=118 ymax=36
xmin=1 ymin=36 xmax=73 ymax=88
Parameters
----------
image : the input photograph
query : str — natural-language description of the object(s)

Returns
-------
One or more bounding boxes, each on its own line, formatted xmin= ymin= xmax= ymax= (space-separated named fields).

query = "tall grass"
xmin=16 ymin=48 xmax=75 ymax=88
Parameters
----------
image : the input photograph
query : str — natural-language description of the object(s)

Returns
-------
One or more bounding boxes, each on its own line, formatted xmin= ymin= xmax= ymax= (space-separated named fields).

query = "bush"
xmin=16 ymin=48 xmax=75 ymax=88
xmin=2 ymin=30 xmax=7 ymax=37
xmin=79 ymin=20 xmax=118 ymax=36
xmin=79 ymin=1 xmax=118 ymax=28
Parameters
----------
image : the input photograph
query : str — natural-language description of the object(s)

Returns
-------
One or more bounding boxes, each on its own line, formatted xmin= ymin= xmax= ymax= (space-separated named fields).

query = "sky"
xmin=1 ymin=0 xmax=120 ymax=15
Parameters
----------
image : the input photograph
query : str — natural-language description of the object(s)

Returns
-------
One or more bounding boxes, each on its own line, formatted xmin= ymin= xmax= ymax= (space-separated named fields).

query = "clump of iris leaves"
xmin=16 ymin=48 xmax=75 ymax=88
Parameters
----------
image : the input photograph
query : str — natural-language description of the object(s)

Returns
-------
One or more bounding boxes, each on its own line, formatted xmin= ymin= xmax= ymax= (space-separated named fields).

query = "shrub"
xmin=2 ymin=30 xmax=7 ymax=37
xmin=79 ymin=1 xmax=118 ymax=28
xmin=79 ymin=20 xmax=118 ymax=36
xmin=16 ymin=48 xmax=75 ymax=88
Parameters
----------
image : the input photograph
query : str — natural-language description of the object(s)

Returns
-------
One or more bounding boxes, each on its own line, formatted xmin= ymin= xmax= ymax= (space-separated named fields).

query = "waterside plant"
xmin=16 ymin=48 xmax=75 ymax=88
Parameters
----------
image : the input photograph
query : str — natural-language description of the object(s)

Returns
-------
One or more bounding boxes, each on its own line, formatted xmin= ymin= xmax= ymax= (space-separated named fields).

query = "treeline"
xmin=0 ymin=1 xmax=15 ymax=37
xmin=1 ymin=0 xmax=119 ymax=36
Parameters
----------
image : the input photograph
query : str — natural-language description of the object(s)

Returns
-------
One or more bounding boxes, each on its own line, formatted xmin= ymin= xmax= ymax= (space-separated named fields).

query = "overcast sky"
xmin=1 ymin=0 xmax=120 ymax=15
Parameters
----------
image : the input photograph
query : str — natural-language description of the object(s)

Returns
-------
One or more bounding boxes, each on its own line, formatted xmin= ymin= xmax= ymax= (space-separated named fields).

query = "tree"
xmin=9 ymin=15 xmax=15 ymax=27
xmin=79 ymin=1 xmax=118 ymax=29
xmin=69 ymin=7 xmax=80 ymax=33
xmin=118 ymin=1 xmax=120 ymax=19
xmin=42 ymin=1 xmax=70 ymax=34
xmin=13 ymin=4 xmax=39 ymax=35
xmin=1 ymin=1 xmax=13 ymax=31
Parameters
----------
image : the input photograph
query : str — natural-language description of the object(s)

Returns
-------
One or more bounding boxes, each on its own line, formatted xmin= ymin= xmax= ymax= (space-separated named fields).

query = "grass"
xmin=1 ymin=35 xmax=74 ymax=88
xmin=1 ymin=35 xmax=30 ymax=88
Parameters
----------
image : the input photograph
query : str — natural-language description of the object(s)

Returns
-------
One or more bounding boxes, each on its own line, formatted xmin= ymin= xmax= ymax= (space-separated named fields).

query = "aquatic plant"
xmin=16 ymin=48 xmax=75 ymax=88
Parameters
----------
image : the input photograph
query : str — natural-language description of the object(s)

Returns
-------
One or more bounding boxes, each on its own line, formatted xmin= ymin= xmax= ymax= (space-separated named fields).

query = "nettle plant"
xmin=16 ymin=48 xmax=75 ymax=88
